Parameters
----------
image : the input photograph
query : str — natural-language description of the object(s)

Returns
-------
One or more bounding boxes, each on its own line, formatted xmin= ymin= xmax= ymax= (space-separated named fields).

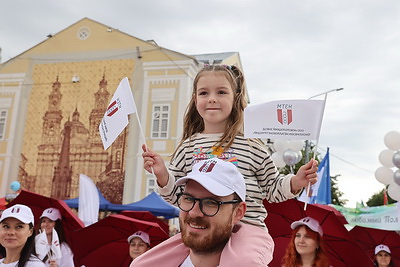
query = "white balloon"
xmin=387 ymin=183 xmax=400 ymax=201
xmin=271 ymin=152 xmax=286 ymax=168
xmin=283 ymin=149 xmax=298 ymax=166
xmin=288 ymin=140 xmax=305 ymax=151
xmin=375 ymin=166 xmax=394 ymax=185
xmin=384 ymin=131 xmax=400 ymax=151
xmin=378 ymin=149 xmax=394 ymax=167
xmin=393 ymin=151 xmax=400 ymax=168
xmin=393 ymin=169 xmax=400 ymax=186
xmin=273 ymin=140 xmax=290 ymax=153
xmin=295 ymin=151 xmax=303 ymax=164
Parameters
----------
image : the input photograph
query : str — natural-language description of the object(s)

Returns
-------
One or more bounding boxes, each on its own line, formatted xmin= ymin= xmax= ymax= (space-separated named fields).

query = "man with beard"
xmin=130 ymin=158 xmax=248 ymax=267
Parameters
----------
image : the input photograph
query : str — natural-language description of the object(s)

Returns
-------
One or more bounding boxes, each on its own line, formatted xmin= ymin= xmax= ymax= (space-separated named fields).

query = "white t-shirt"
xmin=0 ymin=256 xmax=46 ymax=266
xmin=179 ymin=255 xmax=220 ymax=267
xmin=180 ymin=256 xmax=194 ymax=267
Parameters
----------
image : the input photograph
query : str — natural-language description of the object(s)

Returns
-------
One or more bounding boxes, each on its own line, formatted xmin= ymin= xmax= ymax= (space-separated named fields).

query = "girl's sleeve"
xmin=158 ymin=143 xmax=188 ymax=205
xmin=251 ymin=140 xmax=297 ymax=202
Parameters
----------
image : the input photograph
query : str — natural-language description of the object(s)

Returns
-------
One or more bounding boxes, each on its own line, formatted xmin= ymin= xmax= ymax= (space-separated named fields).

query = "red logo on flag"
xmin=106 ymin=98 xmax=122 ymax=117
xmin=277 ymin=108 xmax=293 ymax=125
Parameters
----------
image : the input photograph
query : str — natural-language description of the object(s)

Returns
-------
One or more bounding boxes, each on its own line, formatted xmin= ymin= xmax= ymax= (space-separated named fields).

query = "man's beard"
xmin=180 ymin=215 xmax=233 ymax=254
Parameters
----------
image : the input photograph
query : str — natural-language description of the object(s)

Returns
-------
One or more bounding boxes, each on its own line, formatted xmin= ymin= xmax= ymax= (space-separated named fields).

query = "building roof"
xmin=191 ymin=52 xmax=237 ymax=65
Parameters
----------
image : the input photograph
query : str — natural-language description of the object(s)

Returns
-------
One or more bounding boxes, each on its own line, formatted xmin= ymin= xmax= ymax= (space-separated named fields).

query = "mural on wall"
xmin=18 ymin=59 xmax=135 ymax=203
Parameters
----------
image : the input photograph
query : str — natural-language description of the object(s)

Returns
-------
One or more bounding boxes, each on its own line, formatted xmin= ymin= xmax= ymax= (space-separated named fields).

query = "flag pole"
xmin=303 ymin=88 xmax=343 ymax=210
xmin=132 ymin=98 xmax=157 ymax=179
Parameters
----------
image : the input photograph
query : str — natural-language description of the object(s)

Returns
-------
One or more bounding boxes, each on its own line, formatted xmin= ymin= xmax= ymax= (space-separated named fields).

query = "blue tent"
xmin=64 ymin=189 xmax=112 ymax=210
xmin=108 ymin=192 xmax=179 ymax=219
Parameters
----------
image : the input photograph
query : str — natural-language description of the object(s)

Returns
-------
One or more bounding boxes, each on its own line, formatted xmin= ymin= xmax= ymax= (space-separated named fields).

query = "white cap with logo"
xmin=291 ymin=216 xmax=323 ymax=237
xmin=375 ymin=244 xmax=391 ymax=255
xmin=175 ymin=158 xmax=246 ymax=202
xmin=40 ymin=207 xmax=62 ymax=221
xmin=127 ymin=231 xmax=150 ymax=246
xmin=0 ymin=204 xmax=35 ymax=226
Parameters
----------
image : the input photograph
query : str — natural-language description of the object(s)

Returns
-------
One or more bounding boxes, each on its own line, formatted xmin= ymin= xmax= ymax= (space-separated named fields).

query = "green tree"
xmin=366 ymin=188 xmax=396 ymax=207
xmin=331 ymin=174 xmax=347 ymax=206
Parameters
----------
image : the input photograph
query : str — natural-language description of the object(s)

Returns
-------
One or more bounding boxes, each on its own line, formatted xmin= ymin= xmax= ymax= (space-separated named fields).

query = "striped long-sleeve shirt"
xmin=158 ymin=133 xmax=297 ymax=229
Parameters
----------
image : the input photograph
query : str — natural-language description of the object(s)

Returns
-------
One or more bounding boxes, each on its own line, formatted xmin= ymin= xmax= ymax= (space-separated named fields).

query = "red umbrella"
xmin=264 ymin=199 xmax=373 ymax=267
xmin=350 ymin=225 xmax=400 ymax=265
xmin=7 ymin=189 xmax=84 ymax=246
xmin=120 ymin=210 xmax=169 ymax=234
xmin=312 ymin=203 xmax=348 ymax=224
xmin=71 ymin=214 xmax=169 ymax=267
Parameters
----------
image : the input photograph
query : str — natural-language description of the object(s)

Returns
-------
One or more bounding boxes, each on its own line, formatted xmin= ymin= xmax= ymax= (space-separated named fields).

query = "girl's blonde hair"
xmin=172 ymin=65 xmax=248 ymax=158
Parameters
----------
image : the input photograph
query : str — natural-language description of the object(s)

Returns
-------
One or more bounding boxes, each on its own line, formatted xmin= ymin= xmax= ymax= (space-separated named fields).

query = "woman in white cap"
xmin=282 ymin=217 xmax=330 ymax=267
xmin=35 ymin=208 xmax=74 ymax=267
xmin=374 ymin=244 xmax=395 ymax=267
xmin=0 ymin=204 xmax=46 ymax=266
xmin=127 ymin=231 xmax=150 ymax=261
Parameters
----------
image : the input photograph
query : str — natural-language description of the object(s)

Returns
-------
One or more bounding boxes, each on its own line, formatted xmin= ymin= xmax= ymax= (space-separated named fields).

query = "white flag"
xmin=50 ymin=228 xmax=62 ymax=260
xmin=34 ymin=228 xmax=62 ymax=260
xmin=99 ymin=77 xmax=137 ymax=150
xmin=35 ymin=230 xmax=49 ymax=260
xmin=244 ymin=99 xmax=325 ymax=140
xmin=78 ymin=174 xmax=100 ymax=226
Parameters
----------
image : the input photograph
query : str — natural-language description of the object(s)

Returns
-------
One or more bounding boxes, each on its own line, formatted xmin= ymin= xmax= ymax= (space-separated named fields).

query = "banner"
xmin=298 ymin=148 xmax=331 ymax=204
xmin=78 ymin=174 xmax=100 ymax=226
xmin=244 ymin=99 xmax=325 ymax=140
xmin=332 ymin=203 xmax=400 ymax=231
xmin=99 ymin=77 xmax=137 ymax=150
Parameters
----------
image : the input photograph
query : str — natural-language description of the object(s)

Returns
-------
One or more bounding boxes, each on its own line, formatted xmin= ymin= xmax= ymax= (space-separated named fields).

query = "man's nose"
xmin=189 ymin=200 xmax=204 ymax=217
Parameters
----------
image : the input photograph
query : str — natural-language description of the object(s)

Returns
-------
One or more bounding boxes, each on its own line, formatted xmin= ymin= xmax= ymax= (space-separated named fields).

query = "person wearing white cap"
xmin=127 ymin=231 xmax=150 ymax=261
xmin=282 ymin=217 xmax=330 ymax=267
xmin=131 ymin=158 xmax=275 ymax=266
xmin=142 ymin=64 xmax=319 ymax=266
xmin=35 ymin=208 xmax=74 ymax=267
xmin=374 ymin=244 xmax=395 ymax=267
xmin=0 ymin=204 xmax=46 ymax=266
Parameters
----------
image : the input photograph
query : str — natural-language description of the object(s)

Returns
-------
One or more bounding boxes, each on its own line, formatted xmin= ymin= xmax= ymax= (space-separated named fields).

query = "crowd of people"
xmin=1 ymin=64 xmax=396 ymax=266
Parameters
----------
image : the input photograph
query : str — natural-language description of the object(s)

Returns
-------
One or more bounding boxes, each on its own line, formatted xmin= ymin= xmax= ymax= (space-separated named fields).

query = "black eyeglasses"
xmin=176 ymin=192 xmax=240 ymax=217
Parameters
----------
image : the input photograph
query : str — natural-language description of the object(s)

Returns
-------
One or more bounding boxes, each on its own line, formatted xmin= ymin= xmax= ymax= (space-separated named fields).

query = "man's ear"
xmin=232 ymin=202 xmax=246 ymax=224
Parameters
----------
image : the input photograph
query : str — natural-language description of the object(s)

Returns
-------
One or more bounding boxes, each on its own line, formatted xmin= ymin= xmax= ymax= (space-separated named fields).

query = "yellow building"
xmin=0 ymin=18 xmax=245 ymax=204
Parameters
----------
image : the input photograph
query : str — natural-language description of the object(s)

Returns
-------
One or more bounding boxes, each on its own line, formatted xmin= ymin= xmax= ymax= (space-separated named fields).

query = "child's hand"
xmin=142 ymin=144 xmax=169 ymax=187
xmin=48 ymin=259 xmax=58 ymax=267
xmin=290 ymin=159 xmax=318 ymax=194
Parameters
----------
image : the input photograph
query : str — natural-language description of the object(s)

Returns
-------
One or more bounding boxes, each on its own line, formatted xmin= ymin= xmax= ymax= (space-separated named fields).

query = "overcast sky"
xmin=1 ymin=0 xmax=399 ymax=207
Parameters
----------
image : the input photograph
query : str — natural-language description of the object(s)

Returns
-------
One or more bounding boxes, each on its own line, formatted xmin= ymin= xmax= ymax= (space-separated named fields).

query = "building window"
xmin=0 ymin=110 xmax=7 ymax=140
xmin=147 ymin=175 xmax=156 ymax=195
xmin=151 ymin=104 xmax=169 ymax=139
xmin=77 ymin=27 xmax=90 ymax=40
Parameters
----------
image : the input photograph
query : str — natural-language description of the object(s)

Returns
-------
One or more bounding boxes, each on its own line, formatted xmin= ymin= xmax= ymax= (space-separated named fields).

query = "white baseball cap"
xmin=127 ymin=231 xmax=150 ymax=246
xmin=375 ymin=244 xmax=391 ymax=255
xmin=40 ymin=207 xmax=62 ymax=221
xmin=291 ymin=216 xmax=323 ymax=237
xmin=175 ymin=158 xmax=246 ymax=202
xmin=0 ymin=204 xmax=35 ymax=226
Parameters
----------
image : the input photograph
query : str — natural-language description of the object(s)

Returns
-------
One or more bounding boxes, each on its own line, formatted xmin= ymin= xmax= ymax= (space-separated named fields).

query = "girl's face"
xmin=294 ymin=226 xmax=319 ymax=258
xmin=40 ymin=217 xmax=56 ymax=235
xmin=0 ymin=217 xmax=33 ymax=251
xmin=195 ymin=72 xmax=234 ymax=133
xmin=129 ymin=237 xmax=149 ymax=260
xmin=376 ymin=251 xmax=391 ymax=267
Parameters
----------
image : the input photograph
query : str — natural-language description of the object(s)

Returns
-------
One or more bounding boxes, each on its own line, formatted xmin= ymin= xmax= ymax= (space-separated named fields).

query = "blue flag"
xmin=298 ymin=148 xmax=331 ymax=204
